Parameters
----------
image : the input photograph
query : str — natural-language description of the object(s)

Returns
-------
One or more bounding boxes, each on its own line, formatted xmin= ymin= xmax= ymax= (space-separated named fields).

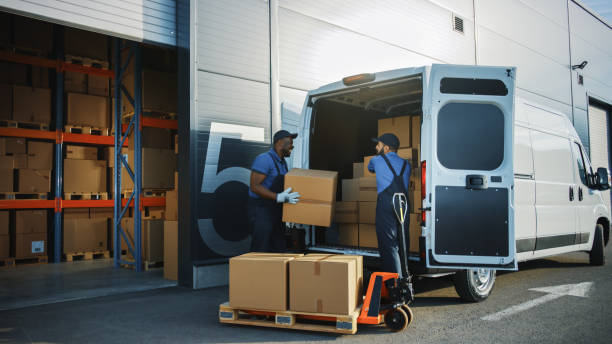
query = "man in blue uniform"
xmin=367 ymin=133 xmax=411 ymax=276
xmin=248 ymin=130 xmax=301 ymax=252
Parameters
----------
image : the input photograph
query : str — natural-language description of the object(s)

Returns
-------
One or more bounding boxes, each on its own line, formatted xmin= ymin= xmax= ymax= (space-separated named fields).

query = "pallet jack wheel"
xmin=384 ymin=307 xmax=409 ymax=332
xmin=400 ymin=304 xmax=414 ymax=327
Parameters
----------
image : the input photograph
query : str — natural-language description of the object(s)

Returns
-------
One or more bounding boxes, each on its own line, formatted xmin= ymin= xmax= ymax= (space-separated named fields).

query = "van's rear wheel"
xmin=589 ymin=224 xmax=605 ymax=266
xmin=453 ymin=268 xmax=496 ymax=302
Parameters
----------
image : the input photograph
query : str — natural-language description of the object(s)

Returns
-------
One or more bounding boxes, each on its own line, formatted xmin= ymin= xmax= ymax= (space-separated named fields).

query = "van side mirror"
xmin=596 ymin=167 xmax=610 ymax=190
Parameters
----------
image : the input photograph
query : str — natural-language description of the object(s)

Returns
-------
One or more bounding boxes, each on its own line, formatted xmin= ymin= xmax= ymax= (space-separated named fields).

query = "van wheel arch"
xmin=597 ymin=218 xmax=609 ymax=246
xmin=453 ymin=268 xmax=496 ymax=302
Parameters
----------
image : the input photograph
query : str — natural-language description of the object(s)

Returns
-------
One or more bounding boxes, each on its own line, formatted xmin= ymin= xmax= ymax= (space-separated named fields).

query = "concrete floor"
xmin=0 ymin=259 xmax=177 ymax=311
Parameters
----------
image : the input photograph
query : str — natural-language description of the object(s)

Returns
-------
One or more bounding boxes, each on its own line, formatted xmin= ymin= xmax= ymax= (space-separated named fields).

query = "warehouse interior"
xmin=0 ymin=12 xmax=181 ymax=309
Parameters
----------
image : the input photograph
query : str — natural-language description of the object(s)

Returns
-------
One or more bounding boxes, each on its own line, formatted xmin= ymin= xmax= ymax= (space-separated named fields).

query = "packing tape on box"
xmin=313 ymin=255 xmax=334 ymax=275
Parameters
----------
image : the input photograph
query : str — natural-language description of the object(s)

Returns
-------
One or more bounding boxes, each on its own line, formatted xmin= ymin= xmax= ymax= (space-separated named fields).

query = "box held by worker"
xmin=282 ymin=169 xmax=338 ymax=227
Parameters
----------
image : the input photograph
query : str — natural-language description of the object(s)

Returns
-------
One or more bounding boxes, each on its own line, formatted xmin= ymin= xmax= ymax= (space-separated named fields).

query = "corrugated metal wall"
xmin=0 ymin=0 xmax=176 ymax=45
xmin=588 ymin=103 xmax=611 ymax=213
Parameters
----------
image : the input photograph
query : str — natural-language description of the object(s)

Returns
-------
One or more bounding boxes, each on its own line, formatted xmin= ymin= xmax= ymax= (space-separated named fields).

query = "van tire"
xmin=453 ymin=269 xmax=496 ymax=302
xmin=589 ymin=224 xmax=605 ymax=266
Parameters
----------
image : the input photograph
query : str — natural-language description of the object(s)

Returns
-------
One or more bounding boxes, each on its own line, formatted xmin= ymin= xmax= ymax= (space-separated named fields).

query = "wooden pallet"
xmin=64 ymin=125 xmax=109 ymax=136
xmin=122 ymin=110 xmax=177 ymax=121
xmin=64 ymin=250 xmax=110 ymax=262
xmin=0 ymin=119 xmax=50 ymax=131
xmin=218 ymin=302 xmax=359 ymax=334
xmin=0 ymin=192 xmax=48 ymax=200
xmin=63 ymin=192 xmax=108 ymax=200
xmin=2 ymin=256 xmax=48 ymax=268
xmin=65 ymin=54 xmax=110 ymax=69
xmin=122 ymin=190 xmax=166 ymax=198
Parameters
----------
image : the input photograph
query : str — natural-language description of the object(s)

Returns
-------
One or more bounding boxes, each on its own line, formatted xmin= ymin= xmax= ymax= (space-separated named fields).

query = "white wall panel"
xmin=280 ymin=0 xmax=474 ymax=65
xmin=569 ymin=2 xmax=612 ymax=57
xmin=519 ymin=0 xmax=569 ymax=28
xmin=569 ymin=33 xmax=612 ymax=109
xmin=428 ymin=0 xmax=474 ymax=19
xmin=0 ymin=0 xmax=176 ymax=45
xmin=196 ymin=0 xmax=270 ymax=83
xmin=279 ymin=8 xmax=437 ymax=91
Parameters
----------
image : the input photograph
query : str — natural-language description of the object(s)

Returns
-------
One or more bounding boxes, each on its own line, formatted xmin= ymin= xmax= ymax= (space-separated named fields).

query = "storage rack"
xmin=0 ymin=33 xmax=175 ymax=270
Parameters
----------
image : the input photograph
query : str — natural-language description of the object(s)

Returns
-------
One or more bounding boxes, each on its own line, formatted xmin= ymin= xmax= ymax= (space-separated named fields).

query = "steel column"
xmin=134 ymin=44 xmax=143 ymax=272
xmin=113 ymin=38 xmax=122 ymax=268
xmin=53 ymin=26 xmax=64 ymax=263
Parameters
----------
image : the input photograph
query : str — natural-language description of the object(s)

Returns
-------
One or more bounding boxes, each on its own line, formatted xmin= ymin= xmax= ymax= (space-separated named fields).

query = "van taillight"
xmin=421 ymin=160 xmax=426 ymax=225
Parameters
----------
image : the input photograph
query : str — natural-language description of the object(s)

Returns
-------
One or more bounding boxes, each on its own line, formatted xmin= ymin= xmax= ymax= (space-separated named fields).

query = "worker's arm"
xmin=250 ymin=171 xmax=277 ymax=201
xmin=367 ymin=156 xmax=376 ymax=173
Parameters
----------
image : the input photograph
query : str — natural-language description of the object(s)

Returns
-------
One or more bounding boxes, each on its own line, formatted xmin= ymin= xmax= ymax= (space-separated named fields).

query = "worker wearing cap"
xmin=248 ymin=130 xmax=301 ymax=252
xmin=367 ymin=133 xmax=411 ymax=277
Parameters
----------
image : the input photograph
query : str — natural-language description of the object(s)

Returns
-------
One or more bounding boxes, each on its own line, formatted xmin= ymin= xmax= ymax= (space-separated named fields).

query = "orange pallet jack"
xmin=357 ymin=192 xmax=414 ymax=331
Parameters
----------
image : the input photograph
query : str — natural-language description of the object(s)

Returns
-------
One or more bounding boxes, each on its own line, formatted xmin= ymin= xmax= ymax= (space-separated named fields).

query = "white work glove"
xmin=276 ymin=187 xmax=300 ymax=204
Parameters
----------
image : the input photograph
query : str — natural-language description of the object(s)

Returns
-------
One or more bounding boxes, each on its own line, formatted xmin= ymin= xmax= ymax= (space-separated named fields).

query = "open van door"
xmin=281 ymin=102 xmax=306 ymax=169
xmin=426 ymin=64 xmax=517 ymax=270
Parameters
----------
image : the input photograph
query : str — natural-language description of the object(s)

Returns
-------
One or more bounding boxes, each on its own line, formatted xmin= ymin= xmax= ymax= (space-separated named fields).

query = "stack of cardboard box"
xmin=14 ymin=210 xmax=47 ymax=258
xmin=63 ymin=208 xmax=109 ymax=254
xmin=0 ymin=138 xmax=53 ymax=195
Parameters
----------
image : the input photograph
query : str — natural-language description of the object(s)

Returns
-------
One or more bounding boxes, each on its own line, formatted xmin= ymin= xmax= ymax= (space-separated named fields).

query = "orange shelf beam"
xmin=62 ymin=132 xmax=127 ymax=147
xmin=0 ymin=128 xmax=127 ymax=147
xmin=0 ymin=50 xmax=114 ymax=78
xmin=0 ymin=127 xmax=55 ymax=140
xmin=0 ymin=200 xmax=55 ymax=210
xmin=61 ymin=197 xmax=165 ymax=208
xmin=122 ymin=118 xmax=178 ymax=132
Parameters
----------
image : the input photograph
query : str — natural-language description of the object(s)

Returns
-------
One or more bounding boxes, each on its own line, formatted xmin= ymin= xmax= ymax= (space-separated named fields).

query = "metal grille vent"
xmin=453 ymin=14 xmax=464 ymax=33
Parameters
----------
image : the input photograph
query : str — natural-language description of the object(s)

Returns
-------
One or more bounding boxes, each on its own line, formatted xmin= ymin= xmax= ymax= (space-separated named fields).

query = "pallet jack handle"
xmin=392 ymin=192 xmax=410 ymax=279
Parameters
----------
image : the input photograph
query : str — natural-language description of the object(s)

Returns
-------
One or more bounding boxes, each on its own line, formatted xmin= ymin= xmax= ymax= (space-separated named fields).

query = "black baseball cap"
xmin=372 ymin=133 xmax=400 ymax=149
xmin=273 ymin=129 xmax=298 ymax=143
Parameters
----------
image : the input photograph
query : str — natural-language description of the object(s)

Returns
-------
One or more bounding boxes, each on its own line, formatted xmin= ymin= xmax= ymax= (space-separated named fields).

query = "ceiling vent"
xmin=453 ymin=14 xmax=464 ymax=34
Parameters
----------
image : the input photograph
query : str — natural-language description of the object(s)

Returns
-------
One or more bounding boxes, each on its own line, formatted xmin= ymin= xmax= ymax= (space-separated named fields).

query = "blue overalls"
xmin=376 ymin=154 xmax=409 ymax=277
xmin=248 ymin=151 xmax=287 ymax=252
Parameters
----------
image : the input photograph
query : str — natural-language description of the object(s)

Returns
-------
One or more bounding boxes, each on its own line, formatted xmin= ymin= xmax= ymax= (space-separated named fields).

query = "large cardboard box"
xmin=358 ymin=177 xmax=377 ymax=202
xmin=13 ymin=86 xmax=51 ymax=124
xmin=66 ymin=145 xmax=98 ymax=160
xmin=165 ymin=190 xmax=178 ymax=221
xmin=359 ymin=224 xmax=378 ymax=248
xmin=412 ymin=116 xmax=421 ymax=147
xmin=6 ymin=138 xmax=26 ymax=154
xmin=67 ymin=93 xmax=109 ymax=128
xmin=289 ymin=254 xmax=363 ymax=315
xmin=229 ymin=253 xmax=303 ymax=311
xmin=334 ymin=201 xmax=358 ymax=223
xmin=31 ymin=66 xmax=49 ymax=88
xmin=129 ymin=127 xmax=173 ymax=150
xmin=123 ymin=219 xmax=165 ymax=262
xmin=0 ymin=235 xmax=8 ymax=258
xmin=338 ymin=224 xmax=359 ymax=246
xmin=64 ymin=71 xmax=87 ymax=93
xmin=282 ymin=169 xmax=338 ymax=227
xmin=17 ymin=169 xmax=51 ymax=193
xmin=15 ymin=233 xmax=46 ymax=258
xmin=63 ymin=218 xmax=108 ymax=253
xmin=13 ymin=154 xmax=28 ymax=169
xmin=0 ymin=211 xmax=8 ymax=236
xmin=0 ymin=169 xmax=13 ymax=192
xmin=16 ymin=210 xmax=47 ymax=234
xmin=0 ymin=84 xmax=10 ymax=120
xmin=88 ymin=75 xmax=109 ymax=97
xmin=0 ymin=138 xmax=5 ymax=155
xmin=358 ymin=202 xmax=376 ymax=224
xmin=123 ymin=69 xmax=177 ymax=115
xmin=409 ymin=214 xmax=421 ymax=253
xmin=65 ymin=27 xmax=109 ymax=61
xmin=27 ymin=141 xmax=53 ymax=170
xmin=143 ymin=206 xmax=165 ymax=219
xmin=363 ymin=156 xmax=376 ymax=177
xmin=342 ymin=179 xmax=359 ymax=202
xmin=90 ymin=208 xmax=113 ymax=219
xmin=64 ymin=159 xmax=106 ymax=192
xmin=378 ymin=116 xmax=411 ymax=148
xmin=128 ymin=148 xmax=176 ymax=189
xmin=164 ymin=221 xmax=178 ymax=281
xmin=105 ymin=147 xmax=128 ymax=168
xmin=0 ymin=156 xmax=13 ymax=168
xmin=63 ymin=208 xmax=90 ymax=219
xmin=352 ymin=162 xmax=364 ymax=178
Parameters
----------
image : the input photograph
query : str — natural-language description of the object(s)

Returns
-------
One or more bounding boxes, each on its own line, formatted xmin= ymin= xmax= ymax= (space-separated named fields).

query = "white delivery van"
xmin=283 ymin=64 xmax=610 ymax=302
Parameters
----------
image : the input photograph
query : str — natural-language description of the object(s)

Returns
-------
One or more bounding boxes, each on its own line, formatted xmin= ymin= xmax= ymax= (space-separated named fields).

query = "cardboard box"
xmin=123 ymin=219 xmax=165 ymax=262
xmin=338 ymin=224 xmax=359 ymax=246
xmin=105 ymin=147 xmax=128 ymax=168
xmin=32 ymin=66 xmax=49 ymax=88
xmin=0 ymin=138 xmax=5 ymax=155
xmin=129 ymin=127 xmax=173 ymax=150
xmin=229 ymin=253 xmax=303 ymax=311
xmin=334 ymin=201 xmax=358 ymax=223
xmin=0 ymin=235 xmax=8 ymax=258
xmin=359 ymin=224 xmax=378 ymax=248
xmin=358 ymin=202 xmax=376 ymax=224
xmin=6 ymin=138 xmax=26 ymax=154
xmin=13 ymin=86 xmax=52 ymax=124
xmin=353 ymin=162 xmax=364 ymax=178
xmin=282 ymin=169 xmax=338 ymax=227
xmin=409 ymin=213 xmax=421 ymax=253
xmin=410 ymin=190 xmax=422 ymax=213
xmin=90 ymin=208 xmax=113 ymax=219
xmin=128 ymin=148 xmax=176 ymax=189
xmin=14 ymin=16 xmax=53 ymax=53
xmin=15 ymin=233 xmax=47 ymax=258
xmin=64 ymin=159 xmax=106 ymax=192
xmin=0 ymin=84 xmax=10 ymax=120
xmin=67 ymin=93 xmax=109 ymax=128
xmin=289 ymin=254 xmax=363 ymax=315
xmin=174 ymin=172 xmax=179 ymax=191
xmin=378 ymin=116 xmax=411 ymax=148
xmin=66 ymin=145 xmax=98 ymax=160
xmin=63 ymin=218 xmax=108 ymax=253
xmin=164 ymin=221 xmax=178 ymax=281
xmin=123 ymin=69 xmax=177 ymax=115
xmin=13 ymin=154 xmax=28 ymax=169
xmin=17 ymin=169 xmax=51 ymax=193
xmin=0 ymin=211 xmax=8 ymax=236
xmin=358 ymin=177 xmax=377 ymax=202
xmin=16 ymin=210 xmax=47 ymax=234
xmin=165 ymin=190 xmax=178 ymax=221
xmin=0 ymin=156 xmax=13 ymax=168
xmin=412 ymin=116 xmax=421 ymax=147
xmin=65 ymin=27 xmax=109 ymax=61
xmin=342 ymin=179 xmax=359 ymax=202
xmin=0 ymin=169 xmax=13 ymax=192
xmin=363 ymin=156 xmax=376 ymax=177
xmin=143 ymin=206 xmax=165 ymax=219
xmin=64 ymin=71 xmax=87 ymax=93
xmin=113 ymin=166 xmax=134 ymax=190
xmin=27 ymin=141 xmax=53 ymax=170
xmin=88 ymin=75 xmax=109 ymax=96
xmin=63 ymin=208 xmax=90 ymax=219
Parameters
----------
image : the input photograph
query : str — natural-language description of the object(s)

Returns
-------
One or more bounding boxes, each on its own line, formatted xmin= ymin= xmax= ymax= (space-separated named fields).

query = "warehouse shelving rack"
xmin=0 ymin=32 xmax=174 ymax=269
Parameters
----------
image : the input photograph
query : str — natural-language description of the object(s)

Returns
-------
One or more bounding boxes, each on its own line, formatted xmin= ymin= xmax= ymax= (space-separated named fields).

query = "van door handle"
xmin=578 ymin=187 xmax=583 ymax=201
xmin=569 ymin=186 xmax=574 ymax=201
xmin=466 ymin=174 xmax=488 ymax=190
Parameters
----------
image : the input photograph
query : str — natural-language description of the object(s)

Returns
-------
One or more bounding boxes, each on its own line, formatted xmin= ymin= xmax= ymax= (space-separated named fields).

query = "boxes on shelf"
xmin=13 ymin=154 xmax=27 ymax=169
xmin=229 ymin=253 xmax=303 ymax=311
xmin=5 ymin=138 xmax=26 ymax=154
xmin=105 ymin=147 xmax=128 ymax=168
xmin=334 ymin=201 xmax=358 ymax=223
xmin=0 ymin=84 xmax=10 ymax=120
xmin=289 ymin=254 xmax=363 ymax=315
xmin=0 ymin=62 xmax=27 ymax=86
xmin=14 ymin=233 xmax=46 ymax=258
xmin=88 ymin=75 xmax=109 ymax=97
xmin=63 ymin=218 xmax=108 ymax=253
xmin=63 ymin=208 xmax=90 ymax=219
xmin=27 ymin=141 xmax=53 ymax=170
xmin=64 ymin=71 xmax=87 ymax=94
xmin=282 ymin=169 xmax=338 ymax=227
xmin=143 ymin=206 xmax=165 ymax=219
xmin=15 ymin=210 xmax=47 ymax=258
xmin=338 ymin=223 xmax=359 ymax=246
xmin=164 ymin=220 xmax=178 ymax=281
xmin=359 ymin=224 xmax=378 ymax=248
xmin=0 ymin=169 xmax=13 ymax=192
xmin=128 ymin=148 xmax=176 ymax=189
xmin=342 ymin=179 xmax=359 ymax=202
xmin=122 ymin=218 xmax=164 ymax=262
xmin=66 ymin=145 xmax=98 ymax=160
xmin=90 ymin=207 xmax=113 ymax=219
xmin=17 ymin=169 xmax=51 ymax=193
xmin=0 ymin=211 xmax=8 ymax=236
xmin=122 ymin=69 xmax=177 ymax=115
xmin=12 ymin=86 xmax=51 ymax=124
xmin=129 ymin=127 xmax=173 ymax=150
xmin=378 ymin=116 xmax=411 ymax=149
xmin=64 ymin=159 xmax=106 ymax=193
xmin=66 ymin=93 xmax=109 ymax=128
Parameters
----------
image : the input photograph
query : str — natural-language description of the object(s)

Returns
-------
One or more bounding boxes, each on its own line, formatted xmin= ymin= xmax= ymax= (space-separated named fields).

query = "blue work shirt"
xmin=249 ymin=149 xmax=288 ymax=199
xmin=367 ymin=152 xmax=411 ymax=193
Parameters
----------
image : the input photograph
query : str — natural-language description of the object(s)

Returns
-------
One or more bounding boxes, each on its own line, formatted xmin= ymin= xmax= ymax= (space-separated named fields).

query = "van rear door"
xmin=426 ymin=64 xmax=517 ymax=270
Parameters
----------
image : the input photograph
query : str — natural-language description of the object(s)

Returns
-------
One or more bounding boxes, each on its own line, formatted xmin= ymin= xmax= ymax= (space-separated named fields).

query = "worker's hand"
xmin=276 ymin=187 xmax=301 ymax=204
